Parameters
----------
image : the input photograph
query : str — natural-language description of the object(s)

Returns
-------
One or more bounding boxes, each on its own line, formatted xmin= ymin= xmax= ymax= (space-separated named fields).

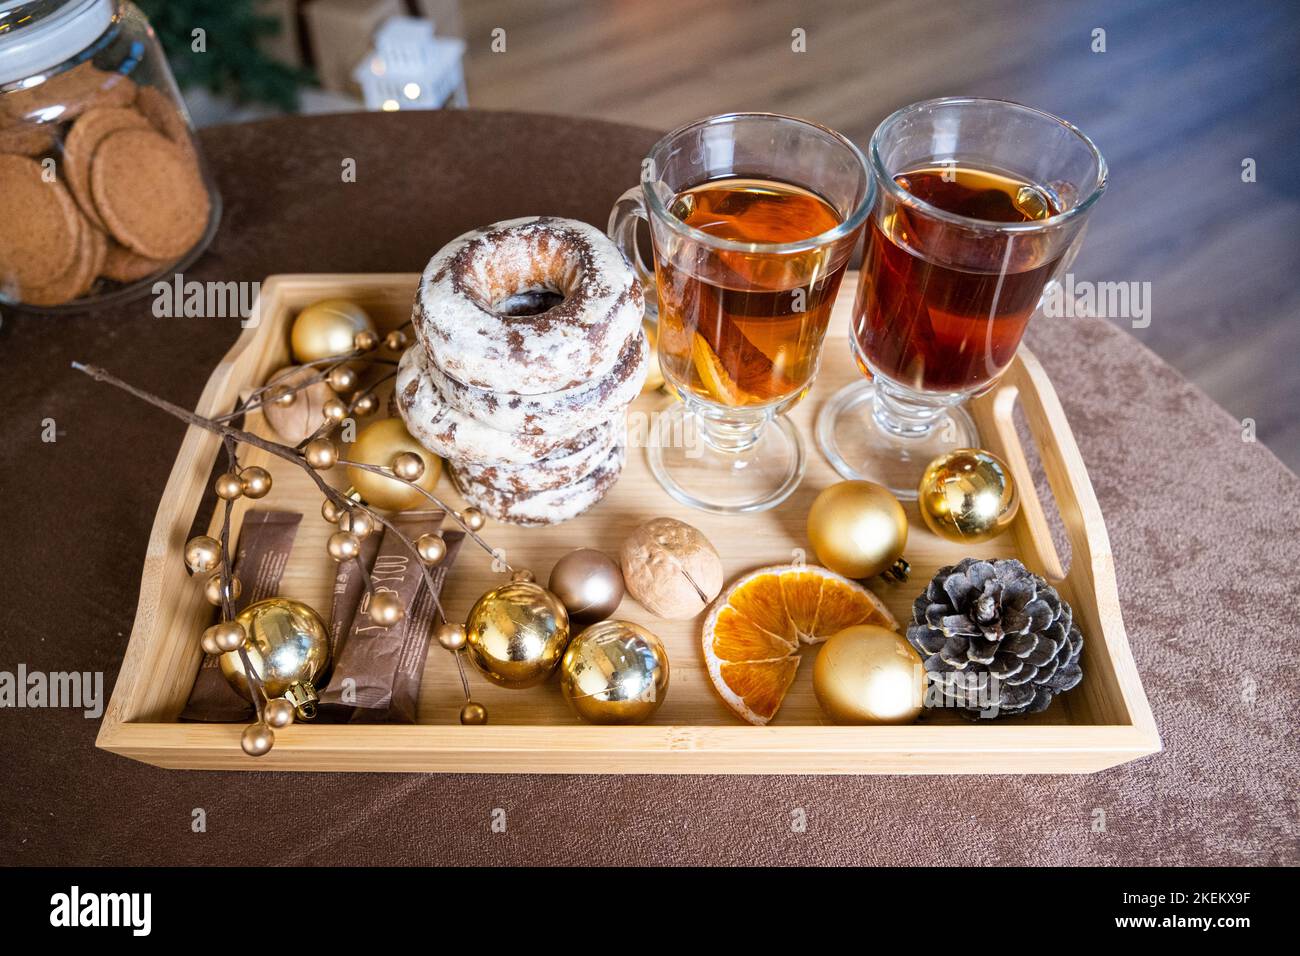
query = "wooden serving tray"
xmin=97 ymin=273 xmax=1161 ymax=773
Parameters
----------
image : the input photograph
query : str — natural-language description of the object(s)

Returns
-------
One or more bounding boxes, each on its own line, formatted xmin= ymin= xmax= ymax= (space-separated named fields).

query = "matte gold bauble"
xmin=807 ymin=480 xmax=909 ymax=581
xmin=917 ymin=448 xmax=1020 ymax=544
xmin=184 ymin=534 xmax=222 ymax=573
xmin=204 ymin=572 xmax=241 ymax=606
xmin=240 ymin=466 xmax=272 ymax=499
xmin=221 ymin=597 xmax=331 ymax=718
xmin=465 ymin=581 xmax=570 ymax=689
xmin=262 ymin=365 xmax=337 ymax=445
xmin=559 ymin=620 xmax=669 ymax=724
xmin=812 ymin=624 xmax=923 ymax=725
xmin=459 ymin=701 xmax=488 ymax=725
xmin=548 ymin=548 xmax=625 ymax=626
xmin=290 ymin=299 xmax=375 ymax=363
xmin=345 ymin=418 xmax=442 ymax=511
xmin=366 ymin=590 xmax=405 ymax=626
xmin=241 ymin=722 xmax=274 ymax=756
xmin=263 ymin=697 xmax=295 ymax=729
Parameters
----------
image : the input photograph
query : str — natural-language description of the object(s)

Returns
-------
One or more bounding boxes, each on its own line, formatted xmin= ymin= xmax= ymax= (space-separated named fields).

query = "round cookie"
xmin=453 ymin=418 xmax=621 ymax=497
xmin=133 ymin=86 xmax=194 ymax=152
xmin=90 ymin=127 xmax=210 ymax=259
xmin=101 ymin=240 xmax=167 ymax=283
xmin=413 ymin=216 xmax=644 ymax=394
xmin=0 ymin=121 xmax=58 ymax=157
xmin=395 ymin=344 xmax=590 ymax=466
xmin=452 ymin=438 xmax=627 ymax=527
xmin=22 ymin=210 xmax=107 ymax=307
xmin=3 ymin=65 xmax=136 ymax=125
xmin=62 ymin=106 xmax=152 ymax=229
xmin=423 ymin=326 xmax=649 ymax=436
xmin=0 ymin=154 xmax=81 ymax=290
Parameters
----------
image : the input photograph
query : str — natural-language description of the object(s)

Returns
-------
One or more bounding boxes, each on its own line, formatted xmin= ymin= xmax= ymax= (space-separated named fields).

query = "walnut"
xmin=620 ymin=517 xmax=723 ymax=620
xmin=261 ymin=365 xmax=337 ymax=445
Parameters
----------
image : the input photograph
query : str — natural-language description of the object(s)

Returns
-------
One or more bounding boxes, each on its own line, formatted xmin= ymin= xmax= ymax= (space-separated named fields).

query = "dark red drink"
xmin=852 ymin=165 xmax=1064 ymax=393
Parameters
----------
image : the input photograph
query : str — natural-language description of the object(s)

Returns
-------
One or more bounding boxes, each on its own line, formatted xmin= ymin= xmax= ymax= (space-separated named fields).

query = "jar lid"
xmin=0 ymin=0 xmax=116 ymax=86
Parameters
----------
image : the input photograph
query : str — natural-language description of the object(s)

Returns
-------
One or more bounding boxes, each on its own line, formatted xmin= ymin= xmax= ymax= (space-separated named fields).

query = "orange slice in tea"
xmin=690 ymin=332 xmax=748 ymax=406
xmin=702 ymin=565 xmax=897 ymax=725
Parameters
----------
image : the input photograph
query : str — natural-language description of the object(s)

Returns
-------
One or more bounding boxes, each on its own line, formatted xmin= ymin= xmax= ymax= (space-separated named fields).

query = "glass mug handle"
xmin=607 ymin=186 xmax=659 ymax=325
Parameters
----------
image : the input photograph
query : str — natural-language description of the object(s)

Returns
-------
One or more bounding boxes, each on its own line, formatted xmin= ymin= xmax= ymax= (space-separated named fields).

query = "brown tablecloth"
xmin=1 ymin=111 xmax=1296 ymax=866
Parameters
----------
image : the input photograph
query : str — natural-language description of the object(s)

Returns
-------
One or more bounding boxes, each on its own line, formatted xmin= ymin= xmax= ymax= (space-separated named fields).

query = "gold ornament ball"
xmin=321 ymin=497 xmax=343 ymax=524
xmin=354 ymin=329 xmax=380 ymax=352
xmin=353 ymin=392 xmax=378 ymax=416
xmin=184 ymin=534 xmax=222 ymax=574
xmin=290 ymin=299 xmax=375 ymax=363
xmin=240 ymin=466 xmax=273 ymax=499
xmin=338 ymin=508 xmax=375 ymax=539
xmin=560 ymin=620 xmax=669 ymax=724
xmin=391 ymin=451 xmax=425 ymax=481
xmin=326 ymin=365 xmax=358 ymax=393
xmin=807 ymin=480 xmax=909 ymax=580
xmin=384 ymin=330 xmax=408 ymax=351
xmin=304 ymin=438 xmax=338 ymax=470
xmin=460 ymin=701 xmax=488 ymax=725
xmin=367 ymin=590 xmax=405 ymax=626
xmin=203 ymin=572 xmax=241 ymax=606
xmin=436 ymin=621 xmax=467 ymax=651
xmin=345 ymin=418 xmax=442 ymax=511
xmin=460 ymin=507 xmax=485 ymax=532
xmin=917 ymin=448 xmax=1020 ymax=544
xmin=416 ymin=533 xmax=447 ymax=564
xmin=221 ymin=597 xmax=331 ymax=718
xmin=207 ymin=620 xmax=247 ymax=653
xmin=263 ymin=697 xmax=295 ymax=729
xmin=812 ymin=624 xmax=924 ymax=725
xmin=465 ymin=581 xmax=570 ymax=689
xmin=241 ymin=722 xmax=275 ymax=756
xmin=327 ymin=531 xmax=361 ymax=562
xmin=214 ymin=472 xmax=244 ymax=500
xmin=322 ymin=397 xmax=348 ymax=423
xmin=200 ymin=630 xmax=221 ymax=655
xmin=548 ymin=548 xmax=625 ymax=627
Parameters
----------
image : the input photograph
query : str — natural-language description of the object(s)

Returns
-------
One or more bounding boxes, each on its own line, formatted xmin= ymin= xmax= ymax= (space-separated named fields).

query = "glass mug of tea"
xmin=817 ymin=97 xmax=1108 ymax=497
xmin=608 ymin=113 xmax=873 ymax=513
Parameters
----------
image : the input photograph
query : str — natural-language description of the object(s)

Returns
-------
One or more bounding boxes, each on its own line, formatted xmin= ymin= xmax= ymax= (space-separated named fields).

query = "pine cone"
xmin=906 ymin=558 xmax=1083 ymax=718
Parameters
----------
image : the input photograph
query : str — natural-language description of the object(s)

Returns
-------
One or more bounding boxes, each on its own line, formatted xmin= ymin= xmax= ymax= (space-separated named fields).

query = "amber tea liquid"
xmin=655 ymin=178 xmax=848 ymax=407
xmin=853 ymin=165 xmax=1063 ymax=393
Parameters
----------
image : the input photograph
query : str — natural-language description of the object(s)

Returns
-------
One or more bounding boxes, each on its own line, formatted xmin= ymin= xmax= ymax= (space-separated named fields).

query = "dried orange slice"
xmin=690 ymin=332 xmax=748 ymax=406
xmin=702 ymin=565 xmax=897 ymax=725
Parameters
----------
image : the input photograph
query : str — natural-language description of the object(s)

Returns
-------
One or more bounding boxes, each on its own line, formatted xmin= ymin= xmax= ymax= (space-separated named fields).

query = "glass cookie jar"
xmin=0 ymin=0 xmax=220 ymax=311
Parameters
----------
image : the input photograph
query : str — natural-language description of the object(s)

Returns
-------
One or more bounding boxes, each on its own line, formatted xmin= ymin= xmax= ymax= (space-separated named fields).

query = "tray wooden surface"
xmin=97 ymin=272 xmax=1161 ymax=773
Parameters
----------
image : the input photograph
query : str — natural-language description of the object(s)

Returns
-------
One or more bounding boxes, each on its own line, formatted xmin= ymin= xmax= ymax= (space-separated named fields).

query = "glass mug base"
xmin=815 ymin=380 xmax=978 ymax=500
xmin=648 ymin=400 xmax=806 ymax=514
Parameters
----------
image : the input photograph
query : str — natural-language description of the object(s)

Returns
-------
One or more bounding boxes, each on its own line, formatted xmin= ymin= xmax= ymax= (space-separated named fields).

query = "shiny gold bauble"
xmin=435 ymin=621 xmax=467 ymax=651
xmin=391 ymin=451 xmax=425 ymax=481
xmin=366 ymin=590 xmax=405 ymax=626
xmin=263 ymin=697 xmax=296 ymax=729
xmin=240 ymin=466 xmax=273 ymax=499
xmin=384 ymin=329 xmax=408 ymax=351
xmin=354 ymin=330 xmax=380 ymax=352
xmin=200 ymin=630 xmax=221 ymax=655
xmin=511 ymin=568 xmax=535 ymax=583
xmin=203 ymin=572 xmax=241 ymax=606
xmin=214 ymin=472 xmax=244 ymax=500
xmin=917 ymin=448 xmax=1020 ymax=544
xmin=326 ymin=365 xmax=357 ymax=393
xmin=262 ymin=365 xmax=338 ymax=445
xmin=807 ymin=480 xmax=909 ymax=580
xmin=459 ymin=701 xmax=488 ymax=725
xmin=184 ymin=534 xmax=222 ymax=574
xmin=345 ymin=418 xmax=442 ymax=511
xmin=290 ymin=299 xmax=375 ymax=363
xmin=460 ymin=507 xmax=485 ymax=532
xmin=548 ymin=548 xmax=625 ymax=627
xmin=465 ymin=581 xmax=570 ymax=689
xmin=221 ymin=597 xmax=331 ymax=718
xmin=304 ymin=438 xmax=338 ymax=470
xmin=415 ymin=532 xmax=447 ymax=564
xmin=338 ymin=508 xmax=375 ymax=539
xmin=327 ymin=530 xmax=361 ymax=562
xmin=812 ymin=624 xmax=923 ymax=725
xmin=241 ymin=722 xmax=275 ymax=756
xmin=321 ymin=497 xmax=343 ymax=524
xmin=353 ymin=392 xmax=378 ymax=416
xmin=559 ymin=620 xmax=669 ymax=724
xmin=206 ymin=620 xmax=247 ymax=653
xmin=322 ymin=397 xmax=348 ymax=423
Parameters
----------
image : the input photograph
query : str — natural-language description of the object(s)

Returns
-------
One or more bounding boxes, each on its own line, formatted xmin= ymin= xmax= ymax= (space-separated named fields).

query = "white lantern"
xmin=353 ymin=16 xmax=467 ymax=112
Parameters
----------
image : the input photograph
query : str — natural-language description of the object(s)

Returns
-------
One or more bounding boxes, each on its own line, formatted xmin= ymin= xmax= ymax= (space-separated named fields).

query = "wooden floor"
xmin=460 ymin=0 xmax=1300 ymax=472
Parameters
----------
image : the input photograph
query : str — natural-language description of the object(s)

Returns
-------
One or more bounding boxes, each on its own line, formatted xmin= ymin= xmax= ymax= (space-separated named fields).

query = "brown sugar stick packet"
xmin=179 ymin=510 xmax=302 ymax=722
xmin=311 ymin=530 xmax=383 ymax=722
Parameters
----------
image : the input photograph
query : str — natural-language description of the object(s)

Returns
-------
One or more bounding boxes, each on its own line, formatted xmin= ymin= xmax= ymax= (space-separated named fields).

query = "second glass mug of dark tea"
xmin=608 ymin=112 xmax=872 ymax=513
xmin=817 ymin=97 xmax=1108 ymax=497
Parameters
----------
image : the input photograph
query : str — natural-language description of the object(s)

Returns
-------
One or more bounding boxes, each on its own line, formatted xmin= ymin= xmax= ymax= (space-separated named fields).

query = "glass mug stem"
xmin=870 ymin=379 xmax=954 ymax=439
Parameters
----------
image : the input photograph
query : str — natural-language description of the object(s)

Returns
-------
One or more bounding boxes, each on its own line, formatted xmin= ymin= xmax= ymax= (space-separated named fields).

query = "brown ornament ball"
xmin=241 ymin=722 xmax=274 ymax=756
xmin=184 ymin=534 xmax=222 ymax=574
xmin=290 ymin=299 xmax=375 ymax=363
xmin=459 ymin=701 xmax=488 ymax=725
xmin=214 ymin=472 xmax=244 ymax=500
xmin=304 ymin=438 xmax=338 ymax=470
xmin=262 ymin=365 xmax=337 ymax=445
xmin=435 ymin=621 xmax=467 ymax=651
xmin=812 ymin=624 xmax=923 ymax=725
xmin=263 ymin=697 xmax=295 ymax=729
xmin=367 ymin=590 xmax=405 ymax=626
xmin=240 ymin=466 xmax=273 ymax=499
xmin=807 ymin=480 xmax=909 ymax=580
xmin=548 ymin=548 xmax=625 ymax=626
xmin=203 ymin=572 xmax=241 ymax=606
xmin=620 ymin=517 xmax=723 ymax=620
xmin=345 ymin=418 xmax=442 ymax=511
